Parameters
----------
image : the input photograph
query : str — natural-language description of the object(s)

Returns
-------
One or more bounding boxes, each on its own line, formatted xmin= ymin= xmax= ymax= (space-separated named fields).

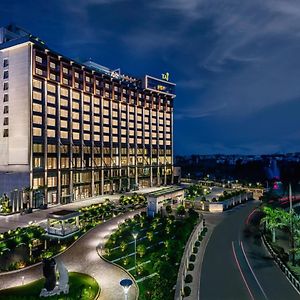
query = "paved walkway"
xmin=0 ymin=209 xmax=144 ymax=300
xmin=0 ymin=186 xmax=166 ymax=233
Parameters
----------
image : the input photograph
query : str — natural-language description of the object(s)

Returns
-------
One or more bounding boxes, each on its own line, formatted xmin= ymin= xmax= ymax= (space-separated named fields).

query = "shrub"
xmin=190 ymin=254 xmax=196 ymax=262
xmin=193 ymin=247 xmax=198 ymax=254
xmin=184 ymin=286 xmax=191 ymax=297
xmin=195 ymin=241 xmax=200 ymax=247
xmin=188 ymin=263 xmax=194 ymax=271
xmin=198 ymin=236 xmax=203 ymax=241
xmin=185 ymin=274 xmax=193 ymax=283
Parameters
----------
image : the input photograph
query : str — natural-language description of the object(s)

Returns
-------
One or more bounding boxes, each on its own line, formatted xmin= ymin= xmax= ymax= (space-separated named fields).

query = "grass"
xmin=104 ymin=211 xmax=199 ymax=300
xmin=0 ymin=272 xmax=99 ymax=300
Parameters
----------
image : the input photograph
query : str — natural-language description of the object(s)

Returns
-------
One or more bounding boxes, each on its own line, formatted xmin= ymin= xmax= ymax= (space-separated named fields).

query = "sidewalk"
xmin=0 ymin=209 xmax=144 ymax=300
xmin=0 ymin=186 xmax=166 ymax=233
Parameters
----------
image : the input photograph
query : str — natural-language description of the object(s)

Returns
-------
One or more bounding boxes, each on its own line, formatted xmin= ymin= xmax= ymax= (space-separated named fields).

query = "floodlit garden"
xmin=0 ymin=272 xmax=99 ymax=300
xmin=0 ymin=194 xmax=146 ymax=272
xmin=103 ymin=207 xmax=200 ymax=300
xmin=262 ymin=205 xmax=300 ymax=280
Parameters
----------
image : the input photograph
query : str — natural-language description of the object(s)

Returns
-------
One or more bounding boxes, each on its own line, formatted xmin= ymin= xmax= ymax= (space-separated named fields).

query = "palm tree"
xmin=262 ymin=206 xmax=288 ymax=243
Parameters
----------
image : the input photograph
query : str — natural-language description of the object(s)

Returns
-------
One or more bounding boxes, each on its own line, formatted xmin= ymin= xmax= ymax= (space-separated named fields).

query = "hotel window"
xmin=60 ymin=99 xmax=68 ymax=107
xmin=47 ymin=106 xmax=56 ymax=115
xmin=3 ymin=59 xmax=8 ymax=68
xmin=47 ymin=95 xmax=56 ymax=104
xmin=48 ymin=144 xmax=56 ymax=153
xmin=84 ymin=104 xmax=90 ymax=112
xmin=74 ymin=72 xmax=79 ymax=79
xmin=33 ymin=157 xmax=43 ymax=168
xmin=33 ymin=143 xmax=43 ymax=153
xmin=3 ymin=117 xmax=8 ymax=126
xmin=47 ymin=176 xmax=57 ymax=188
xmin=63 ymin=67 xmax=68 ymax=74
xmin=3 ymin=106 xmax=8 ymax=114
xmin=83 ymin=114 xmax=90 ymax=122
xmin=94 ymin=115 xmax=100 ymax=123
xmin=72 ymin=122 xmax=80 ymax=130
xmin=61 ymin=131 xmax=68 ymax=139
xmin=47 ymin=129 xmax=56 ymax=138
xmin=61 ymin=120 xmax=68 ymax=128
xmin=3 ymin=82 xmax=8 ymax=90
xmin=72 ymin=112 xmax=79 ymax=120
xmin=72 ymin=101 xmax=80 ymax=110
xmin=36 ymin=56 xmax=43 ymax=63
xmin=33 ymin=91 xmax=42 ymax=101
xmin=48 ymin=118 xmax=56 ymax=127
xmin=94 ymin=125 xmax=100 ymax=133
xmin=3 ymin=129 xmax=8 ymax=137
xmin=84 ymin=124 xmax=90 ymax=131
xmin=47 ymin=83 xmax=56 ymax=93
xmin=3 ymin=70 xmax=8 ymax=79
xmin=33 ymin=115 xmax=42 ymax=125
xmin=3 ymin=94 xmax=8 ymax=102
xmin=84 ymin=133 xmax=90 ymax=140
xmin=61 ymin=157 xmax=69 ymax=169
xmin=84 ymin=95 xmax=91 ymax=103
xmin=49 ymin=73 xmax=56 ymax=81
xmin=73 ymin=91 xmax=80 ymax=100
xmin=94 ymin=106 xmax=100 ymax=114
xmin=35 ymin=68 xmax=43 ymax=76
xmin=61 ymin=109 xmax=69 ymax=118
xmin=85 ymin=76 xmax=90 ymax=83
xmin=50 ymin=62 xmax=56 ymax=69
xmin=73 ymin=132 xmax=80 ymax=140
xmin=33 ymin=127 xmax=42 ymax=136
xmin=33 ymin=79 xmax=42 ymax=89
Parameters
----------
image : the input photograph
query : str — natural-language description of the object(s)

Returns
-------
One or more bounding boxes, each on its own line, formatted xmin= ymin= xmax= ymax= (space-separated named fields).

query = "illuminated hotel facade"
xmin=0 ymin=25 xmax=175 ymax=209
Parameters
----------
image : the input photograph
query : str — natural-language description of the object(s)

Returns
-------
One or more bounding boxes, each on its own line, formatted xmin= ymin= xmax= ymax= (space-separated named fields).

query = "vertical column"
xmin=29 ymin=45 xmax=34 ymax=208
xmin=57 ymin=84 xmax=61 ymax=204
xmin=100 ymin=95 xmax=104 ymax=195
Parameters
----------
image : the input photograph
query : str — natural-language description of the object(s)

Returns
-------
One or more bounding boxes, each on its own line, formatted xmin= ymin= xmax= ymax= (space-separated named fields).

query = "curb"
xmin=97 ymin=243 xmax=139 ymax=300
xmin=261 ymin=234 xmax=300 ymax=293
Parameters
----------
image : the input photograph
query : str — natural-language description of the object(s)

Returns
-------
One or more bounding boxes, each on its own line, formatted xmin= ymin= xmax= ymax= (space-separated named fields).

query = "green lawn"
xmin=104 ymin=211 xmax=199 ymax=300
xmin=0 ymin=272 xmax=99 ymax=300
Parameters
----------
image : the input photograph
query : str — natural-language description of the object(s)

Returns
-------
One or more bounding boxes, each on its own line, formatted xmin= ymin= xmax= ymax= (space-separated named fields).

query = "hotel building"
xmin=0 ymin=24 xmax=175 ymax=210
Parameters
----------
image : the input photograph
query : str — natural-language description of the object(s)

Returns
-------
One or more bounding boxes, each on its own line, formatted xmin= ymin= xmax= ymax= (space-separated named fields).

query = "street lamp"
xmin=132 ymin=233 xmax=138 ymax=275
xmin=120 ymin=278 xmax=133 ymax=300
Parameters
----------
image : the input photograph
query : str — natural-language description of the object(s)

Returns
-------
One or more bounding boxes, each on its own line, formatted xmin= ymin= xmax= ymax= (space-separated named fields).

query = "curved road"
xmin=0 ymin=209 xmax=142 ymax=300
xmin=200 ymin=201 xmax=300 ymax=300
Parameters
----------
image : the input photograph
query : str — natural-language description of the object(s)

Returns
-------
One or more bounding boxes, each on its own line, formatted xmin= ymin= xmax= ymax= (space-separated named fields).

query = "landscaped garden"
xmin=0 ymin=193 xmax=147 ymax=272
xmin=262 ymin=205 xmax=300 ymax=280
xmin=0 ymin=272 xmax=99 ymax=300
xmin=103 ymin=207 xmax=201 ymax=300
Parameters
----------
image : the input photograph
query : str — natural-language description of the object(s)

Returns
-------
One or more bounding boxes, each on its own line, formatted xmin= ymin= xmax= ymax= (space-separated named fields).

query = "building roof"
xmin=0 ymin=24 xmax=175 ymax=97
xmin=48 ymin=210 xmax=82 ymax=220
xmin=148 ymin=186 xmax=185 ymax=198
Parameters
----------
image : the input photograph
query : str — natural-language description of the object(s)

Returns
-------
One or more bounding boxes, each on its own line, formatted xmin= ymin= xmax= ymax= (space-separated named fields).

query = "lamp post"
xmin=120 ymin=278 xmax=133 ymax=300
xmin=132 ymin=233 xmax=138 ymax=275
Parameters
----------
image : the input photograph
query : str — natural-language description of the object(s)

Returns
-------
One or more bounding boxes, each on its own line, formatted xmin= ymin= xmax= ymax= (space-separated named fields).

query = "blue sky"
xmin=2 ymin=0 xmax=300 ymax=155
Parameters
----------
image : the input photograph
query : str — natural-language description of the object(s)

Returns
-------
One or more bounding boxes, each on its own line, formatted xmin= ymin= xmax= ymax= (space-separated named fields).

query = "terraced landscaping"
xmin=104 ymin=209 xmax=200 ymax=300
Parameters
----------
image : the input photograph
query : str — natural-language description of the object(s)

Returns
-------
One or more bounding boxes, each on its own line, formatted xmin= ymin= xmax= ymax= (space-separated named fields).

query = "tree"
xmin=262 ymin=206 xmax=288 ymax=243
xmin=146 ymin=231 xmax=154 ymax=242
xmin=177 ymin=205 xmax=185 ymax=216
xmin=120 ymin=241 xmax=127 ymax=252
xmin=137 ymin=244 xmax=146 ymax=257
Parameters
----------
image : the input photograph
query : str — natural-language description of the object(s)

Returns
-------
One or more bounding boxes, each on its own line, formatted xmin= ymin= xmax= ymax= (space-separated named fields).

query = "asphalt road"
xmin=200 ymin=201 xmax=300 ymax=300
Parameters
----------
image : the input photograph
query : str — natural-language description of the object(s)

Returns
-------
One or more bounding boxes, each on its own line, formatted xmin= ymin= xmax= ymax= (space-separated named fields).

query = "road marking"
xmin=240 ymin=241 xmax=268 ymax=300
xmin=245 ymin=208 xmax=257 ymax=225
xmin=232 ymin=241 xmax=255 ymax=300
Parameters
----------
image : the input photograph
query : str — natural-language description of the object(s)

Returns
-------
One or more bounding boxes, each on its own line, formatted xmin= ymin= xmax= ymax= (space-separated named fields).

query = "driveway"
xmin=0 ymin=209 xmax=144 ymax=300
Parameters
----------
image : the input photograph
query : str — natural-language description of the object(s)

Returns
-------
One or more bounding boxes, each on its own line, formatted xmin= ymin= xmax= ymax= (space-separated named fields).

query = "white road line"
xmin=232 ymin=241 xmax=255 ymax=300
xmin=240 ymin=241 xmax=268 ymax=300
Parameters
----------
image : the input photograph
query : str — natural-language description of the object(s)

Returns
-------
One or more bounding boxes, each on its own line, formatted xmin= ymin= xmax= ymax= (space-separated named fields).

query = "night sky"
xmin=2 ymin=0 xmax=300 ymax=155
